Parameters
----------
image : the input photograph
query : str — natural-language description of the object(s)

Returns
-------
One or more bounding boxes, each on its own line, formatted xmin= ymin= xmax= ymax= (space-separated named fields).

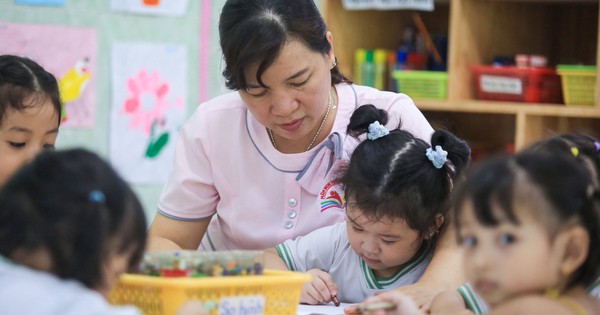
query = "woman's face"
xmin=239 ymin=36 xmax=335 ymax=152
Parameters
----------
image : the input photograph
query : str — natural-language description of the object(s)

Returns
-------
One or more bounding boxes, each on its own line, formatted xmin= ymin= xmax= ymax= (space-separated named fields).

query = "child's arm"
xmin=430 ymin=289 xmax=469 ymax=314
xmin=264 ymin=247 xmax=288 ymax=270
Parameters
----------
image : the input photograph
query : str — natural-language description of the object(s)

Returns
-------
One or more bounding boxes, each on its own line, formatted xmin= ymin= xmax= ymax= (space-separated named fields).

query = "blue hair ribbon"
xmin=367 ymin=121 xmax=389 ymax=141
xmin=88 ymin=190 xmax=106 ymax=204
xmin=426 ymin=145 xmax=448 ymax=169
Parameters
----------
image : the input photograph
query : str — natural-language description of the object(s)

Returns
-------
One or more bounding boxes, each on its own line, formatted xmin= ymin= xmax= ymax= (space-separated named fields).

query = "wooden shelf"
xmin=324 ymin=0 xmax=600 ymax=154
xmin=415 ymin=100 xmax=600 ymax=117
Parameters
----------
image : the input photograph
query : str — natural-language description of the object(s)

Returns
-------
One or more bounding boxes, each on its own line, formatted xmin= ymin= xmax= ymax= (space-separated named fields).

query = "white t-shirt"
xmin=158 ymin=83 xmax=434 ymax=250
xmin=275 ymin=222 xmax=434 ymax=303
xmin=0 ymin=258 xmax=141 ymax=315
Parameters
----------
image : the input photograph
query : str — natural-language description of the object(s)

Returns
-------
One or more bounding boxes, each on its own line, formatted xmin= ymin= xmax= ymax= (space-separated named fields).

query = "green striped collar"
xmin=361 ymin=242 xmax=433 ymax=290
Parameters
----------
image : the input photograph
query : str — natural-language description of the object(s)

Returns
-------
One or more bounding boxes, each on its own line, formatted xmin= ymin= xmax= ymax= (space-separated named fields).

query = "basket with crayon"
xmin=109 ymin=250 xmax=311 ymax=315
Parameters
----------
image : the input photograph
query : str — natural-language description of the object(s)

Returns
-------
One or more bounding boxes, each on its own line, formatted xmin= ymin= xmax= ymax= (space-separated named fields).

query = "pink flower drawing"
xmin=122 ymin=70 xmax=183 ymax=136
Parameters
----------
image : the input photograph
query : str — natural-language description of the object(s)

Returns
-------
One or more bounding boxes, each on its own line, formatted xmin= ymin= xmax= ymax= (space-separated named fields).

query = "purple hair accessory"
xmin=595 ymin=141 xmax=600 ymax=152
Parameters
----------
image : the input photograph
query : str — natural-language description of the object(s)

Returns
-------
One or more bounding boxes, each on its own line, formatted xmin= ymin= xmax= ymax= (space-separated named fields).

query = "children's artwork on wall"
xmin=342 ymin=0 xmax=434 ymax=11
xmin=0 ymin=22 xmax=97 ymax=128
xmin=110 ymin=0 xmax=189 ymax=17
xmin=110 ymin=42 xmax=186 ymax=184
xmin=14 ymin=0 xmax=65 ymax=6
xmin=198 ymin=0 xmax=212 ymax=103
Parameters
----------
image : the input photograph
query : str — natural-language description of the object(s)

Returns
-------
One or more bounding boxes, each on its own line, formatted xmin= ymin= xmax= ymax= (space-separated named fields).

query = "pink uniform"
xmin=158 ymin=83 xmax=434 ymax=250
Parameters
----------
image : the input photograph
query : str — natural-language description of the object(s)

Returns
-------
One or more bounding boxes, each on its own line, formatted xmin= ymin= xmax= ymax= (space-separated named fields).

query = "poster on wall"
xmin=110 ymin=42 xmax=186 ymax=184
xmin=14 ymin=0 xmax=65 ymax=6
xmin=0 ymin=22 xmax=97 ymax=128
xmin=110 ymin=0 xmax=189 ymax=17
xmin=342 ymin=0 xmax=434 ymax=11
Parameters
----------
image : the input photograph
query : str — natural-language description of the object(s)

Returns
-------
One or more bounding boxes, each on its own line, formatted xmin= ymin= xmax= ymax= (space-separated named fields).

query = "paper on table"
xmin=297 ymin=302 xmax=355 ymax=315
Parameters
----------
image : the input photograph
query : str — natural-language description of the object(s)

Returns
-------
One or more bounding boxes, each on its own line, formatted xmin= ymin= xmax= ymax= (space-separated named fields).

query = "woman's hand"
xmin=300 ymin=269 xmax=338 ymax=305
xmin=389 ymin=281 xmax=441 ymax=312
xmin=344 ymin=291 xmax=422 ymax=315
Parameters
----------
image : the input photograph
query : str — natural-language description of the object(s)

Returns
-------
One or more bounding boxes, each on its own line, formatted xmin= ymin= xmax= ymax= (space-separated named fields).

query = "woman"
xmin=149 ymin=0 xmax=462 ymax=308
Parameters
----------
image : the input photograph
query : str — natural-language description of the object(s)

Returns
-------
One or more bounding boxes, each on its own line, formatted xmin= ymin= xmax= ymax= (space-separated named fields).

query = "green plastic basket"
xmin=392 ymin=70 xmax=448 ymax=100
xmin=556 ymin=65 xmax=597 ymax=106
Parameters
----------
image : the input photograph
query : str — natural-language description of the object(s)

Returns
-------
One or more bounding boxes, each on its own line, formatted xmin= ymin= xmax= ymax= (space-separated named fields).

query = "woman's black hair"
xmin=453 ymin=151 xmax=600 ymax=288
xmin=339 ymin=104 xmax=471 ymax=241
xmin=219 ymin=0 xmax=350 ymax=91
xmin=0 ymin=148 xmax=147 ymax=289
xmin=0 ymin=55 xmax=62 ymax=126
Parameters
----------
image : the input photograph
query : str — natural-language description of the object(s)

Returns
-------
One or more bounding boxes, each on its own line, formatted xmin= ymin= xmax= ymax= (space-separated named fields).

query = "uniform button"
xmin=288 ymin=198 xmax=297 ymax=207
xmin=288 ymin=210 xmax=297 ymax=219
xmin=284 ymin=221 xmax=293 ymax=229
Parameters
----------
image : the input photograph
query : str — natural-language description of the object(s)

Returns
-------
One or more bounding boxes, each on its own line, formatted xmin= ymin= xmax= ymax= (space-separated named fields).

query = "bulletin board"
xmin=0 ymin=0 xmax=231 ymax=221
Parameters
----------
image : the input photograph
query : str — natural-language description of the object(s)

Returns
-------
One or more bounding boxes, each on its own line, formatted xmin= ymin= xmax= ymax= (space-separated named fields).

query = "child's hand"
xmin=300 ymin=268 xmax=338 ymax=305
xmin=344 ymin=291 xmax=422 ymax=315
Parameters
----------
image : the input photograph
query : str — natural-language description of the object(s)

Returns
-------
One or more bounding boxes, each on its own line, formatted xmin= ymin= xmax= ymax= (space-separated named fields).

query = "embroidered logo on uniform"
xmin=320 ymin=181 xmax=345 ymax=212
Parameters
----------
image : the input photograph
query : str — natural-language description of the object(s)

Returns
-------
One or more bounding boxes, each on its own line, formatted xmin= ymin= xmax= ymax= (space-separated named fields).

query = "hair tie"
xmin=571 ymin=147 xmax=579 ymax=157
xmin=88 ymin=190 xmax=106 ymax=204
xmin=426 ymin=145 xmax=448 ymax=169
xmin=367 ymin=121 xmax=389 ymax=141
xmin=594 ymin=141 xmax=600 ymax=152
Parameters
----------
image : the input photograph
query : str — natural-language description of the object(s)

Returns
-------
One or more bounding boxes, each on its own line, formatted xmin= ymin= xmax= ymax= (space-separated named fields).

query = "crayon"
xmin=331 ymin=295 xmax=340 ymax=307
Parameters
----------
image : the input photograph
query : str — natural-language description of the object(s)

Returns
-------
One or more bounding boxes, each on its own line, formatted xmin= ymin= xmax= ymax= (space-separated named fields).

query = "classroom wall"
xmin=0 ymin=0 xmax=323 ymax=222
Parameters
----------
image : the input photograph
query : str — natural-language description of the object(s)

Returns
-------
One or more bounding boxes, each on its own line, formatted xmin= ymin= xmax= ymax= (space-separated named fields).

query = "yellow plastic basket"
xmin=110 ymin=270 xmax=311 ymax=315
xmin=557 ymin=65 xmax=597 ymax=106
xmin=392 ymin=70 xmax=448 ymax=100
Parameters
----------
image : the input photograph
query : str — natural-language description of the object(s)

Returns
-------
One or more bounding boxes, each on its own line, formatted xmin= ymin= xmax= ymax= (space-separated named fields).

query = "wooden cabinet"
xmin=323 ymin=0 xmax=600 ymax=155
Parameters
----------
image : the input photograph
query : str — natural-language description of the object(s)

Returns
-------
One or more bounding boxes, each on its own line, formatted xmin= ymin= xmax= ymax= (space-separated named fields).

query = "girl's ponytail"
xmin=430 ymin=129 xmax=471 ymax=177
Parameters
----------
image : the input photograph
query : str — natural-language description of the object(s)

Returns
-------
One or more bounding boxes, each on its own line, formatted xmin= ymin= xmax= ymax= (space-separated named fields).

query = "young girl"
xmin=0 ymin=54 xmax=61 ymax=186
xmin=0 ymin=149 xmax=206 ymax=315
xmin=525 ymin=133 xmax=600 ymax=300
xmin=265 ymin=104 xmax=471 ymax=304
xmin=358 ymin=151 xmax=600 ymax=315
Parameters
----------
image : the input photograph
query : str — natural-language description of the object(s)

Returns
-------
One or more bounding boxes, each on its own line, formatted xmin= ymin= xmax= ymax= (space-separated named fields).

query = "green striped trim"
xmin=361 ymin=243 xmax=432 ymax=289
xmin=458 ymin=283 xmax=485 ymax=315
xmin=361 ymin=259 xmax=381 ymax=290
xmin=587 ymin=278 xmax=600 ymax=294
xmin=275 ymin=243 xmax=297 ymax=271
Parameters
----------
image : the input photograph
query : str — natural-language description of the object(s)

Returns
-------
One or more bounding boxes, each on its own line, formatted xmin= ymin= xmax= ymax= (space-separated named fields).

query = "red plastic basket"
xmin=470 ymin=65 xmax=563 ymax=104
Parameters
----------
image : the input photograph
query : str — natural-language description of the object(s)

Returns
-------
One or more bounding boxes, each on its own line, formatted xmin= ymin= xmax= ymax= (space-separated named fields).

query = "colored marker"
xmin=357 ymin=301 xmax=396 ymax=313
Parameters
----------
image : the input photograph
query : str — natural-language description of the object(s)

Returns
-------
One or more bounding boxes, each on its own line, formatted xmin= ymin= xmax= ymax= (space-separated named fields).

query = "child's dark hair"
xmin=453 ymin=151 xmax=600 ymax=288
xmin=0 ymin=55 xmax=62 ymax=126
xmin=340 ymin=104 xmax=471 ymax=240
xmin=0 ymin=148 xmax=147 ymax=289
xmin=525 ymin=133 xmax=600 ymax=188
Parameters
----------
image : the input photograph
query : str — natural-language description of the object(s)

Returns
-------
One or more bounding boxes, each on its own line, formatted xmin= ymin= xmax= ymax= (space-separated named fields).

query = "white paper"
xmin=297 ymin=302 xmax=355 ymax=315
xmin=110 ymin=42 xmax=186 ymax=184
xmin=343 ymin=0 xmax=434 ymax=11
xmin=110 ymin=0 xmax=189 ymax=17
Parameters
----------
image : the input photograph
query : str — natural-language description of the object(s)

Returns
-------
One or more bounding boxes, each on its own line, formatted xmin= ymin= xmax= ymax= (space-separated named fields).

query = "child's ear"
xmin=557 ymin=226 xmax=589 ymax=276
xmin=434 ymin=214 xmax=445 ymax=231
xmin=426 ymin=214 xmax=445 ymax=240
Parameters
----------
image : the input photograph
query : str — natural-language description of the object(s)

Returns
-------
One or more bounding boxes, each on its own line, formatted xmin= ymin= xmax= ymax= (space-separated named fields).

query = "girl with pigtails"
xmin=265 ymin=104 xmax=471 ymax=305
